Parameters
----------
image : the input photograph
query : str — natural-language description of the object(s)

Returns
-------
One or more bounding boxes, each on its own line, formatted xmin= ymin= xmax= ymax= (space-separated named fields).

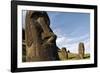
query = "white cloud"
xmin=56 ymin=34 xmax=90 ymax=53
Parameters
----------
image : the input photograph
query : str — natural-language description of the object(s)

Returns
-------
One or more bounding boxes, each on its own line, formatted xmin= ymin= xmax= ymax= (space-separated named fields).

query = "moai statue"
xmin=67 ymin=50 xmax=70 ymax=53
xmin=22 ymin=29 xmax=26 ymax=62
xmin=25 ymin=11 xmax=59 ymax=62
xmin=58 ymin=47 xmax=68 ymax=60
xmin=78 ymin=42 xmax=85 ymax=59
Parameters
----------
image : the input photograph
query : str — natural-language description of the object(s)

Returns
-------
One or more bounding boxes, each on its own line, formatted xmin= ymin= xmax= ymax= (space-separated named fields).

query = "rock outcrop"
xmin=25 ymin=11 xmax=59 ymax=62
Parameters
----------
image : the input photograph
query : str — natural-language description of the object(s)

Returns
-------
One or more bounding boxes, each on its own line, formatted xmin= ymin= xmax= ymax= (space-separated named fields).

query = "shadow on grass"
xmin=84 ymin=55 xmax=90 ymax=59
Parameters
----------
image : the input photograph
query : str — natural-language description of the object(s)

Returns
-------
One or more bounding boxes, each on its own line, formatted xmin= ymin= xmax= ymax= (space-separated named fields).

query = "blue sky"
xmin=47 ymin=11 xmax=90 ymax=53
xmin=22 ymin=11 xmax=90 ymax=53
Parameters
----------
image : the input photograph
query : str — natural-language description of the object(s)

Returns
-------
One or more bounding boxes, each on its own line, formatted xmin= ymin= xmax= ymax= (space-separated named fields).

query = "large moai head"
xmin=25 ymin=11 xmax=59 ymax=62
xmin=78 ymin=42 xmax=85 ymax=59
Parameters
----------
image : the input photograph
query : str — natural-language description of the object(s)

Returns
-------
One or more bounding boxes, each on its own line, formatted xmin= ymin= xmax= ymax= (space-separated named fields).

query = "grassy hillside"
xmin=69 ymin=53 xmax=90 ymax=60
xmin=58 ymin=52 xmax=90 ymax=60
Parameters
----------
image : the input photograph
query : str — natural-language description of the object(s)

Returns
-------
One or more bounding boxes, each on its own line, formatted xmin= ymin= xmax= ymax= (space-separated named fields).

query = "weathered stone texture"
xmin=78 ymin=42 xmax=85 ymax=59
xmin=58 ymin=47 xmax=68 ymax=60
xmin=25 ymin=11 xmax=59 ymax=62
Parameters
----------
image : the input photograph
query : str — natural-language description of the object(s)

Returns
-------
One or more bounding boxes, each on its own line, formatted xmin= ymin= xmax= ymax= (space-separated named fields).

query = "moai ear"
xmin=25 ymin=11 xmax=34 ymax=47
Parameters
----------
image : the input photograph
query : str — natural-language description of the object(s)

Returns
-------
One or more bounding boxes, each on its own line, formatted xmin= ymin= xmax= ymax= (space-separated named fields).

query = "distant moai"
xmin=67 ymin=50 xmax=70 ymax=53
xmin=78 ymin=42 xmax=85 ymax=59
xmin=22 ymin=29 xmax=26 ymax=62
xmin=58 ymin=47 xmax=68 ymax=60
xmin=25 ymin=11 xmax=59 ymax=62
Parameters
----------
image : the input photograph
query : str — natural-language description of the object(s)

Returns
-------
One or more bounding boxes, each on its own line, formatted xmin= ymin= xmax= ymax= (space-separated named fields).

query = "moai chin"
xmin=25 ymin=11 xmax=59 ymax=62
xmin=78 ymin=42 xmax=85 ymax=59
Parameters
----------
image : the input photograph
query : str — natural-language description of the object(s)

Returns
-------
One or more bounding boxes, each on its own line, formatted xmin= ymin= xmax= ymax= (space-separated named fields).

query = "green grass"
xmin=67 ymin=53 xmax=90 ymax=60
xmin=22 ymin=53 xmax=90 ymax=62
xmin=84 ymin=53 xmax=90 ymax=59
xmin=68 ymin=53 xmax=79 ymax=60
xmin=58 ymin=52 xmax=90 ymax=60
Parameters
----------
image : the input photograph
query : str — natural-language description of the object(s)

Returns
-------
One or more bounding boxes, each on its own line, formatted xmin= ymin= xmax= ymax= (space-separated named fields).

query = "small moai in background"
xmin=67 ymin=50 xmax=70 ymax=53
xmin=62 ymin=47 xmax=68 ymax=59
xmin=78 ymin=42 xmax=85 ymax=59
xmin=58 ymin=47 xmax=68 ymax=60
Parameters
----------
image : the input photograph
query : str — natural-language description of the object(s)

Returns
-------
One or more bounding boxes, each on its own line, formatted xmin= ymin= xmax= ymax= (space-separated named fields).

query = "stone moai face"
xmin=78 ymin=42 xmax=85 ymax=59
xmin=25 ymin=11 xmax=59 ymax=62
